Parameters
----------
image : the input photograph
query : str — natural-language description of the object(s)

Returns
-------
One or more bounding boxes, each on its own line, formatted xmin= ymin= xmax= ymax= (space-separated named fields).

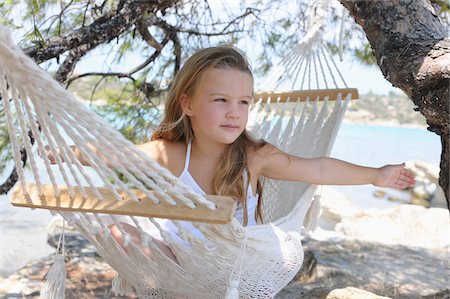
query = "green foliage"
xmin=0 ymin=1 xmax=16 ymax=26
xmin=107 ymin=169 xmax=156 ymax=190
xmin=0 ymin=106 xmax=12 ymax=174
xmin=353 ymin=43 xmax=377 ymax=66
xmin=117 ymin=40 xmax=133 ymax=63
xmin=346 ymin=92 xmax=427 ymax=127
xmin=0 ymin=101 xmax=33 ymax=176
xmin=24 ymin=27 xmax=46 ymax=47
xmin=434 ymin=0 xmax=450 ymax=22
xmin=253 ymin=56 xmax=271 ymax=78
xmin=68 ymin=77 xmax=163 ymax=144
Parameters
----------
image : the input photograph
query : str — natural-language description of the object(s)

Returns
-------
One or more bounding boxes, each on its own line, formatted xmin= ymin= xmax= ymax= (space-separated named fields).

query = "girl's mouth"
xmin=221 ymin=124 xmax=239 ymax=130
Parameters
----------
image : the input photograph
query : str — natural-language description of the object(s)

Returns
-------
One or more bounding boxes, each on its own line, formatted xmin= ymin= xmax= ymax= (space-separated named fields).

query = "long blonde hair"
xmin=152 ymin=46 xmax=266 ymax=224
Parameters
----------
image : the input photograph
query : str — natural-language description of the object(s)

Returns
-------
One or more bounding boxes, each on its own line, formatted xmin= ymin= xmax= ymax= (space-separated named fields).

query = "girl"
xmin=50 ymin=46 xmax=416 ymax=261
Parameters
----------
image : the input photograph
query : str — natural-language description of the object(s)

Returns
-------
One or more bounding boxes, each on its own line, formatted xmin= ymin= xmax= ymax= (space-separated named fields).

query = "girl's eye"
xmin=240 ymin=100 xmax=249 ymax=105
xmin=214 ymin=98 xmax=226 ymax=102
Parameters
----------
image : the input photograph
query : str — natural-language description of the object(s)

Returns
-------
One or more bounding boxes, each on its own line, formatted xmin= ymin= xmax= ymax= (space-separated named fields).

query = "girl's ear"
xmin=181 ymin=94 xmax=194 ymax=116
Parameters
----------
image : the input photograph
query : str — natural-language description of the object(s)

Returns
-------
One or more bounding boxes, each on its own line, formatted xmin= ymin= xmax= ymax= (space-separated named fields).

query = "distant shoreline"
xmin=342 ymin=119 xmax=428 ymax=131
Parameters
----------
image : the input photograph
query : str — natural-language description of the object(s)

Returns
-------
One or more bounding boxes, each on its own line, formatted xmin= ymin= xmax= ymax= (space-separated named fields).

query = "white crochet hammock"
xmin=0 ymin=5 xmax=357 ymax=298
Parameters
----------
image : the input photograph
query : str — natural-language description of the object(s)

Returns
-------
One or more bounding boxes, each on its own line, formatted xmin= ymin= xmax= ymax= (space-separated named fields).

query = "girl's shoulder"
xmin=246 ymin=142 xmax=278 ymax=175
xmin=136 ymin=138 xmax=186 ymax=175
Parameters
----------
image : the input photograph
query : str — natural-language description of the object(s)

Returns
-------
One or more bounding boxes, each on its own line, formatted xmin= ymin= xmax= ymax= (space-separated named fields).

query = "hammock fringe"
xmin=39 ymin=254 xmax=66 ymax=299
xmin=303 ymin=194 xmax=322 ymax=232
xmin=111 ymin=272 xmax=134 ymax=296
xmin=224 ymin=278 xmax=240 ymax=299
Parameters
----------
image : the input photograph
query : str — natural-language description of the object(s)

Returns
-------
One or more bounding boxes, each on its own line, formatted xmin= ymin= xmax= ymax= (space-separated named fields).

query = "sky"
xmin=332 ymin=56 xmax=400 ymax=95
xmin=71 ymin=40 xmax=400 ymax=96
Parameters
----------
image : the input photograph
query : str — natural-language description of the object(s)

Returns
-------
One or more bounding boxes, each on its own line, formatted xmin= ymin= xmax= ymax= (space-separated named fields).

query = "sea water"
xmin=330 ymin=123 xmax=441 ymax=209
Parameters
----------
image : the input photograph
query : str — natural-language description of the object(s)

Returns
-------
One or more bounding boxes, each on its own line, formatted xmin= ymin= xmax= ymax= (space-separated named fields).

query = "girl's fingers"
xmin=401 ymin=169 xmax=415 ymax=179
xmin=394 ymin=181 xmax=409 ymax=189
xmin=43 ymin=145 xmax=58 ymax=164
xmin=399 ymin=166 xmax=416 ymax=185
xmin=379 ymin=164 xmax=415 ymax=190
xmin=392 ymin=182 xmax=404 ymax=189
xmin=399 ymin=173 xmax=415 ymax=184
xmin=395 ymin=176 xmax=415 ymax=188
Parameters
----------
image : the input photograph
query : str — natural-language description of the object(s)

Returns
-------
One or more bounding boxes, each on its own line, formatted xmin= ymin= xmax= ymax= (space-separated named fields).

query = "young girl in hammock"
xmin=50 ymin=46 xmax=415 ymax=261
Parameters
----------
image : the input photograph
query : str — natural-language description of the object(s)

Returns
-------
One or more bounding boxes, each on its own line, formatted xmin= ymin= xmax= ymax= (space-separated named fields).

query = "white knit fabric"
xmin=0 ymin=4 xmax=354 ymax=296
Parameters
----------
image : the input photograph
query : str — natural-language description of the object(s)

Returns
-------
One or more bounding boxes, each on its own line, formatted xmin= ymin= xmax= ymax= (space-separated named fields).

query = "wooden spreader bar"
xmin=11 ymin=184 xmax=237 ymax=224
xmin=255 ymin=88 xmax=359 ymax=102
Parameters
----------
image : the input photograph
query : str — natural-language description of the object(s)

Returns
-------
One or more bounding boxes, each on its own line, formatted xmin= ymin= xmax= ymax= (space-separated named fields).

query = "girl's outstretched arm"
xmin=259 ymin=144 xmax=416 ymax=189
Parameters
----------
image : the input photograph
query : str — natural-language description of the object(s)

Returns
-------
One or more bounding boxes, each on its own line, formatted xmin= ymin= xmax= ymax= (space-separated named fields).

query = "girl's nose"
xmin=225 ymin=106 xmax=240 ymax=119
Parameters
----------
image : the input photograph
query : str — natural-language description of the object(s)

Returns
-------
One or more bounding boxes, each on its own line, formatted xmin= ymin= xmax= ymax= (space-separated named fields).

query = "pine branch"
xmin=24 ymin=0 xmax=179 ymax=63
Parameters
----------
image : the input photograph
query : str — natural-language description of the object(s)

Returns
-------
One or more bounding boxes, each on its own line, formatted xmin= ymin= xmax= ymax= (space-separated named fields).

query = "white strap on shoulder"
xmin=183 ymin=139 xmax=193 ymax=173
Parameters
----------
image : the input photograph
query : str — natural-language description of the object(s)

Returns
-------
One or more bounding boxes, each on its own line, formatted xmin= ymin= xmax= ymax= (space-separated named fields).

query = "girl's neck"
xmin=191 ymin=138 xmax=226 ymax=161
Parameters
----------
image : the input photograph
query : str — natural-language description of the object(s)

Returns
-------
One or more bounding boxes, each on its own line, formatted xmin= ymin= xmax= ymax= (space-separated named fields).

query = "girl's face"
xmin=182 ymin=68 xmax=253 ymax=145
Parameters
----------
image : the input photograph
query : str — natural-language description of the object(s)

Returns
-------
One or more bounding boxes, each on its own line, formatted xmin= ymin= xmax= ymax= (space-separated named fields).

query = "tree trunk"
xmin=340 ymin=0 xmax=450 ymax=209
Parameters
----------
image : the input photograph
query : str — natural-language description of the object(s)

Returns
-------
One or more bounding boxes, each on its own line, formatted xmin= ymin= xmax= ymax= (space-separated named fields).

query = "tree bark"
xmin=0 ymin=130 xmax=34 ymax=194
xmin=340 ymin=0 xmax=450 ymax=209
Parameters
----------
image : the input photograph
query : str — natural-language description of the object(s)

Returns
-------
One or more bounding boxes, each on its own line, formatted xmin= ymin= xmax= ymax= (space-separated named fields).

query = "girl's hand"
xmin=43 ymin=145 xmax=60 ymax=164
xmin=43 ymin=145 xmax=75 ymax=164
xmin=373 ymin=163 xmax=416 ymax=189
xmin=43 ymin=144 xmax=106 ymax=167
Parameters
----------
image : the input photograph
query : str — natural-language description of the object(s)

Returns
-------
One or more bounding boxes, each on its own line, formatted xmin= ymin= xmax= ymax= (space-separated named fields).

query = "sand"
xmin=0 ymin=195 xmax=55 ymax=277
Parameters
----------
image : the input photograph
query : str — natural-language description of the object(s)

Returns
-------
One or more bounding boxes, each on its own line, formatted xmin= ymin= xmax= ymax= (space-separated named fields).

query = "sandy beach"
xmin=0 ymin=194 xmax=54 ymax=277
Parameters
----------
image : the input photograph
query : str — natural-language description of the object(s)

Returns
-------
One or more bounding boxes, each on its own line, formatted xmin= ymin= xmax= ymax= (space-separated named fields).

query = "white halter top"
xmin=179 ymin=140 xmax=259 ymax=226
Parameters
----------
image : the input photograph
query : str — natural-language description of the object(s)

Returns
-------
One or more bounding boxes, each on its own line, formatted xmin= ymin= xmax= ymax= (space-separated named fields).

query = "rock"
xmin=0 ymin=254 xmax=135 ymax=298
xmin=430 ymin=185 xmax=447 ymax=209
xmin=0 ymin=206 xmax=54 ymax=277
xmin=334 ymin=205 xmax=449 ymax=249
xmin=370 ymin=160 xmax=446 ymax=208
xmin=326 ymin=287 xmax=391 ymax=299
xmin=313 ymin=188 xmax=448 ymax=249
xmin=318 ymin=187 xmax=363 ymax=230
xmin=276 ymin=239 xmax=449 ymax=299
xmin=408 ymin=160 xmax=439 ymax=180
xmin=46 ymin=216 xmax=100 ymax=258
xmin=0 ymin=224 xmax=137 ymax=298
xmin=373 ymin=190 xmax=387 ymax=198
xmin=385 ymin=192 xmax=411 ymax=204
xmin=398 ymin=161 xmax=442 ymax=207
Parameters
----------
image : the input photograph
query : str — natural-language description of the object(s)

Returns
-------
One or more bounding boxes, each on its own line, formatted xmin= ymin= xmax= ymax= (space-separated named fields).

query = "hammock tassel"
xmin=224 ymin=278 xmax=240 ymax=299
xmin=225 ymin=231 xmax=248 ymax=298
xmin=40 ymin=254 xmax=66 ymax=299
xmin=40 ymin=218 xmax=67 ymax=299
xmin=303 ymin=194 xmax=322 ymax=232
xmin=111 ymin=273 xmax=133 ymax=296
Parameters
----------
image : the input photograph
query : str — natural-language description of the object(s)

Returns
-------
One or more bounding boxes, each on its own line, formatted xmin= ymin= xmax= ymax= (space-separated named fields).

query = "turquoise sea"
xmin=330 ymin=122 xmax=441 ymax=209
